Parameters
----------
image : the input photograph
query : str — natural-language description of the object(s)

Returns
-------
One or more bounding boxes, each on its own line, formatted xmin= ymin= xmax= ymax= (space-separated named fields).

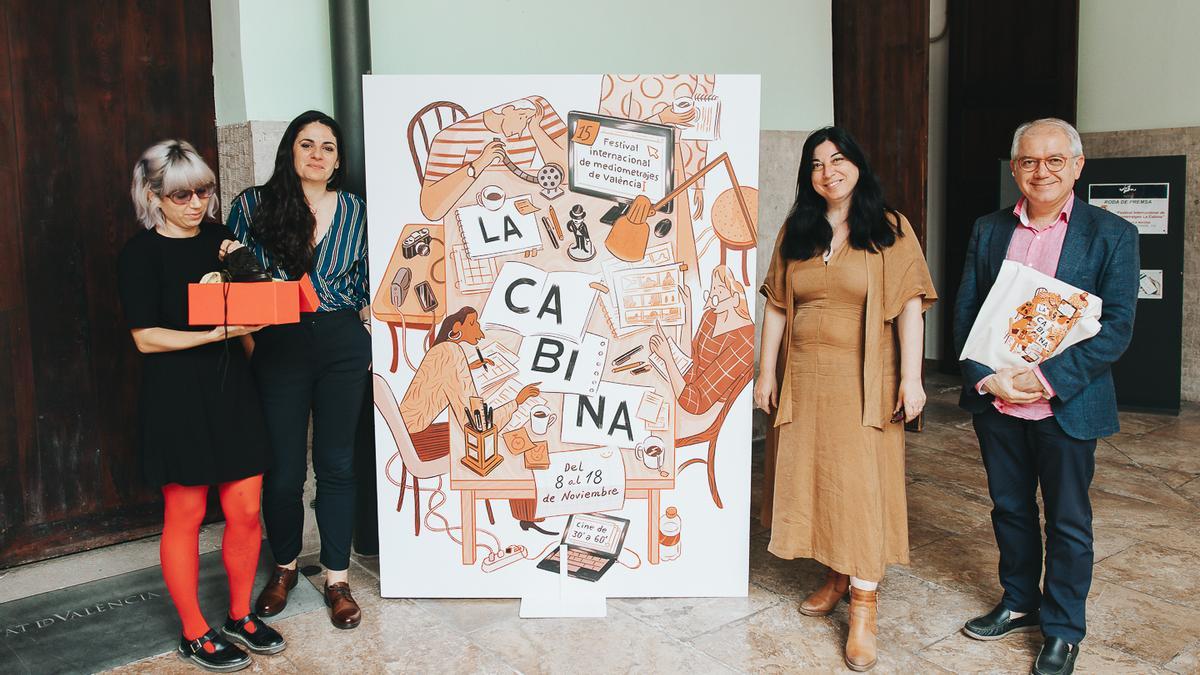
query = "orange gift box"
xmin=188 ymin=275 xmax=320 ymax=326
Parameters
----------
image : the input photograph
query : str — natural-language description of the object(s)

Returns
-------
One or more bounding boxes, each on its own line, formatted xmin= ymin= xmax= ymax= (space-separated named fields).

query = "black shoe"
xmin=176 ymin=629 xmax=251 ymax=672
xmin=1033 ymin=637 xmax=1077 ymax=675
xmin=519 ymin=520 xmax=559 ymax=536
xmin=222 ymin=613 xmax=286 ymax=655
xmin=963 ymin=603 xmax=1041 ymax=640
xmin=224 ymin=246 xmax=272 ymax=282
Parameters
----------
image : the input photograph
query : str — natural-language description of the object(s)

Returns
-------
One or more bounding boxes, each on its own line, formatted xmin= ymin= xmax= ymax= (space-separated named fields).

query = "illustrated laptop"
xmin=537 ymin=512 xmax=630 ymax=582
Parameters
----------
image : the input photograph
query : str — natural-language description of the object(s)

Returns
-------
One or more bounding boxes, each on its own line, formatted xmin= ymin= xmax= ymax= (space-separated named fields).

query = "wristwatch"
xmin=466 ymin=163 xmax=476 ymax=178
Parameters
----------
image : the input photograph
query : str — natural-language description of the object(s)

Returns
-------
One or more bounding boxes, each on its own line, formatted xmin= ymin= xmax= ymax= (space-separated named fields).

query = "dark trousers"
xmin=973 ymin=408 xmax=1097 ymax=644
xmin=253 ymin=309 xmax=371 ymax=571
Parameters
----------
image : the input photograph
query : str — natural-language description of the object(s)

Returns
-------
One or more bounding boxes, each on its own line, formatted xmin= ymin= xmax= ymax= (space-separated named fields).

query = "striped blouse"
xmin=226 ymin=187 xmax=368 ymax=312
xmin=423 ymin=95 xmax=567 ymax=181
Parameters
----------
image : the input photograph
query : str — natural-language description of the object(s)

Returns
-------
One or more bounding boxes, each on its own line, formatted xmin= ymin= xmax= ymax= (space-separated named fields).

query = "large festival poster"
xmin=363 ymin=74 xmax=760 ymax=597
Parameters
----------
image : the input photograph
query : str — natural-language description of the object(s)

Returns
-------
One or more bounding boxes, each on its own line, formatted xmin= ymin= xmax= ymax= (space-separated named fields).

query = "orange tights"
xmin=160 ymin=475 xmax=263 ymax=641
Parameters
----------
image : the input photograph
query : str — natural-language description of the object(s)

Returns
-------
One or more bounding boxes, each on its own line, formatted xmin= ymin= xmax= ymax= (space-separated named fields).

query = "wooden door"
xmin=0 ymin=0 xmax=217 ymax=568
xmin=939 ymin=0 xmax=1078 ymax=369
xmin=832 ymin=0 xmax=931 ymax=245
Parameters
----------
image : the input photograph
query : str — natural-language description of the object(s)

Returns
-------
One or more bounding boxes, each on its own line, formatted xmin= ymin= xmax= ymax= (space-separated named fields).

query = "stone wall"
xmin=215 ymin=120 xmax=290 ymax=219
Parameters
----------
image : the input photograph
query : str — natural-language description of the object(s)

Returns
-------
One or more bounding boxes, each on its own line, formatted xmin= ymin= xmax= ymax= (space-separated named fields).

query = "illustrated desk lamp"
xmin=604 ymin=152 xmax=757 ymax=262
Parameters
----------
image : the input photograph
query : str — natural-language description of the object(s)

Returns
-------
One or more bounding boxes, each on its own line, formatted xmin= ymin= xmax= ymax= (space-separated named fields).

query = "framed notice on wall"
xmin=1077 ymin=157 xmax=1187 ymax=413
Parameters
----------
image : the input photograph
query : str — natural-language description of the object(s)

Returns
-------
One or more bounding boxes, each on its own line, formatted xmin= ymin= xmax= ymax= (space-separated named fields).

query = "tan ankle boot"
xmin=799 ymin=569 xmax=850 ymax=616
xmin=845 ymin=586 xmax=878 ymax=671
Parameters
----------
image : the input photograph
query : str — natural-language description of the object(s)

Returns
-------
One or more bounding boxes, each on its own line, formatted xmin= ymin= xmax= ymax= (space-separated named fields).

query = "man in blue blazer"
xmin=953 ymin=118 xmax=1139 ymax=675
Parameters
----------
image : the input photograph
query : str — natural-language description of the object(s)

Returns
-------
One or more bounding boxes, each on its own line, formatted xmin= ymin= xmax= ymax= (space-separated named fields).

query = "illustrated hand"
xmin=649 ymin=334 xmax=669 ymax=360
xmin=515 ymin=382 xmax=542 ymax=405
xmin=468 ymin=357 xmax=496 ymax=371
xmin=894 ymin=377 xmax=927 ymax=423
xmin=649 ymin=319 xmax=672 ymax=358
xmin=529 ymin=98 xmax=546 ymax=128
xmin=1011 ymin=369 xmax=1048 ymax=397
xmin=625 ymin=194 xmax=656 ymax=225
xmin=470 ymin=139 xmax=507 ymax=175
xmin=753 ymin=375 xmax=778 ymax=414
xmin=658 ymin=107 xmax=697 ymax=127
xmin=983 ymin=368 xmax=1043 ymax=404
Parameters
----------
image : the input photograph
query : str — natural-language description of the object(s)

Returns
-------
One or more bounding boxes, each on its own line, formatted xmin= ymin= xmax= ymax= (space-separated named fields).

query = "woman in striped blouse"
xmin=225 ymin=110 xmax=370 ymax=631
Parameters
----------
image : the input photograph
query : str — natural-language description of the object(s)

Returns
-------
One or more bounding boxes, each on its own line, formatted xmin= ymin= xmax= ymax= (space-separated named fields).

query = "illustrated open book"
xmin=960 ymin=260 xmax=1103 ymax=371
xmin=479 ymin=261 xmax=601 ymax=343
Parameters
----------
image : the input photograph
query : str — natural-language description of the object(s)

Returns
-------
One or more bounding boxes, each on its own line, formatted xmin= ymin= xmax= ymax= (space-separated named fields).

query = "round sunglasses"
xmin=164 ymin=185 xmax=215 ymax=205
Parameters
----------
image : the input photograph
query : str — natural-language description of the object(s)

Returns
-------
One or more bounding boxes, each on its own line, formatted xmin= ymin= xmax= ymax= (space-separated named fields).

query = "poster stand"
xmin=519 ymin=544 xmax=607 ymax=618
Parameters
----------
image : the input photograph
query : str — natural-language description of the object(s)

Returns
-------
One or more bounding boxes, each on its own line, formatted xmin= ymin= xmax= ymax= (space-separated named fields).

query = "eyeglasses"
xmin=165 ymin=185 xmax=215 ymax=205
xmin=1015 ymin=156 xmax=1074 ymax=173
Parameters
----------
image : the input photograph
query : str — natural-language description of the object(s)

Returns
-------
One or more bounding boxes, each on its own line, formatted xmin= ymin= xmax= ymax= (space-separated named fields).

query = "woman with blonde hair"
xmin=118 ymin=140 xmax=284 ymax=672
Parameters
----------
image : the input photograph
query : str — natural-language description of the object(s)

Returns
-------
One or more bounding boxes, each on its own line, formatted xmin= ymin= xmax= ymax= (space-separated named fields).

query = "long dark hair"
xmin=781 ymin=126 xmax=901 ymax=261
xmin=433 ymin=307 xmax=477 ymax=346
xmin=251 ymin=110 xmax=346 ymax=277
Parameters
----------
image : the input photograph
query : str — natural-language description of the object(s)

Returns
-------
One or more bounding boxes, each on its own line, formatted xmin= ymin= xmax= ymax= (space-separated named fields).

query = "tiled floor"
xmin=62 ymin=374 xmax=1200 ymax=672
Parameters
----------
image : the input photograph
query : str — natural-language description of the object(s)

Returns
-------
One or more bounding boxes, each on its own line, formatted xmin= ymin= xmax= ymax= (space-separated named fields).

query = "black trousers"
xmin=973 ymin=408 xmax=1096 ymax=644
xmin=253 ymin=309 xmax=371 ymax=571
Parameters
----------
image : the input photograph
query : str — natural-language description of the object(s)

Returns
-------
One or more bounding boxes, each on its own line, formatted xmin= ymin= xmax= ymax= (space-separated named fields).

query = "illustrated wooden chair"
xmin=372 ymin=373 xmax=494 ymax=534
xmin=676 ymin=367 xmax=753 ymax=509
xmin=407 ymin=101 xmax=469 ymax=184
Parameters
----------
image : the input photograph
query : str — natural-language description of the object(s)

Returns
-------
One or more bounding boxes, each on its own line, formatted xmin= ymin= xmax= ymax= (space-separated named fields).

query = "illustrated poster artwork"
xmin=363 ymin=74 xmax=760 ymax=598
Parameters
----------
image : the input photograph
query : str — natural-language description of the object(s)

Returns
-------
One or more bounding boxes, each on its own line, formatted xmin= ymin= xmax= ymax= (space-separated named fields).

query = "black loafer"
xmin=222 ymin=613 xmax=286 ymax=655
xmin=176 ymin=629 xmax=251 ymax=672
xmin=963 ymin=603 xmax=1041 ymax=640
xmin=224 ymin=246 xmax=272 ymax=282
xmin=1033 ymin=636 xmax=1077 ymax=675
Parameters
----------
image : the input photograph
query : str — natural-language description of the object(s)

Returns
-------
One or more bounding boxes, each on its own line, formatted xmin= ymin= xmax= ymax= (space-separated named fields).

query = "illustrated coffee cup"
xmin=529 ymin=404 xmax=557 ymax=435
xmin=635 ymin=436 xmax=666 ymax=471
xmin=672 ymin=96 xmax=695 ymax=115
xmin=477 ymin=185 xmax=505 ymax=211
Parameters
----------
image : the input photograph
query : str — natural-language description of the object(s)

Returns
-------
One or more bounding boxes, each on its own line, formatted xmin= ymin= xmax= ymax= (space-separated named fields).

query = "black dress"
xmin=117 ymin=223 xmax=271 ymax=487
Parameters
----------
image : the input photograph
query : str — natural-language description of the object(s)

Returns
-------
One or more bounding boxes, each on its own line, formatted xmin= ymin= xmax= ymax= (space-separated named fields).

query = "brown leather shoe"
xmin=323 ymin=581 xmax=362 ymax=630
xmin=799 ymin=569 xmax=850 ymax=616
xmin=845 ymin=587 xmax=878 ymax=671
xmin=254 ymin=565 xmax=298 ymax=618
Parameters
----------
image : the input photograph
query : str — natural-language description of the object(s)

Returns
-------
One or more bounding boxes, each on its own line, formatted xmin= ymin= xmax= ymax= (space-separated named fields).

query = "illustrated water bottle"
xmin=660 ymin=506 xmax=681 ymax=561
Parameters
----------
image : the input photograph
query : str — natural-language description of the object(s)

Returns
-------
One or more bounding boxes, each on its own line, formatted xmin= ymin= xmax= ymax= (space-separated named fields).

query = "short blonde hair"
xmin=130 ymin=140 xmax=219 ymax=229
xmin=712 ymin=265 xmax=751 ymax=320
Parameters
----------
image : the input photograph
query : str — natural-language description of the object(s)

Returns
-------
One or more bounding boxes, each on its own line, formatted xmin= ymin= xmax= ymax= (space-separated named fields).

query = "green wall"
xmin=212 ymin=0 xmax=833 ymax=131
xmin=1078 ymin=0 xmax=1200 ymax=132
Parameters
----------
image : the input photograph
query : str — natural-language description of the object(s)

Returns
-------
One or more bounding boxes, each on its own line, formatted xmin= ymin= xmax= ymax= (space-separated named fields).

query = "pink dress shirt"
xmin=977 ymin=197 xmax=1072 ymax=420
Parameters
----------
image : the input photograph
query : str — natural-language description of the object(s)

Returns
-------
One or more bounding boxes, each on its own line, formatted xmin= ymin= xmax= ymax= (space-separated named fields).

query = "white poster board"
xmin=365 ymin=74 xmax=759 ymax=598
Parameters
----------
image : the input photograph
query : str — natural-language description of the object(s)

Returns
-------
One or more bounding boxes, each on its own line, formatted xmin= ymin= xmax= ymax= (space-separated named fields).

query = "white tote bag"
xmin=960 ymin=260 xmax=1103 ymax=371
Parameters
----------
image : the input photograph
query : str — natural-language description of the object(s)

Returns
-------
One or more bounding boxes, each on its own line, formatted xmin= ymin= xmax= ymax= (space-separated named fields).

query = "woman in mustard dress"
xmin=754 ymin=127 xmax=936 ymax=671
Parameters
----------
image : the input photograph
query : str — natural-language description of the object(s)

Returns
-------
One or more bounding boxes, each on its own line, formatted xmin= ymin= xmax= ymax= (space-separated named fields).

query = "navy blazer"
xmin=953 ymin=197 xmax=1140 ymax=440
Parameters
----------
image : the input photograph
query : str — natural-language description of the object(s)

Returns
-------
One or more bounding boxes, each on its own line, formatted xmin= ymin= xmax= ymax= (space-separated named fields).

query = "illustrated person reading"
xmin=419 ymin=96 xmax=568 ymax=221
xmin=398 ymin=308 xmax=554 ymax=534
xmin=954 ymin=119 xmax=1138 ymax=675
xmin=649 ymin=265 xmax=754 ymax=415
